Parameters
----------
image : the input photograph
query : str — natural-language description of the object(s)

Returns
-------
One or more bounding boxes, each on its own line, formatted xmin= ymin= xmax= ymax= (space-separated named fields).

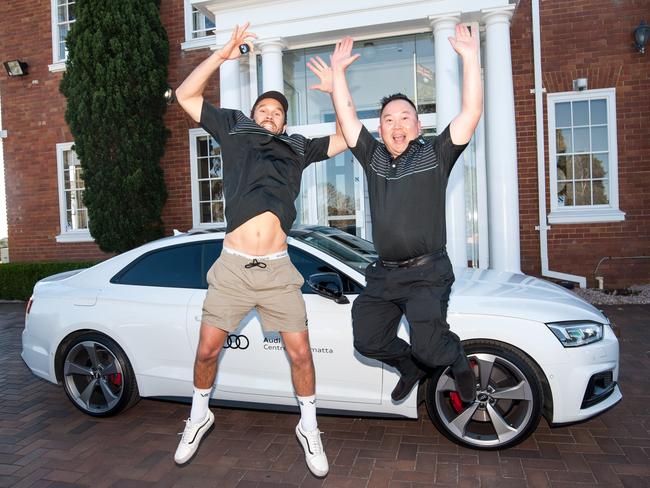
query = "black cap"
xmin=251 ymin=90 xmax=289 ymax=116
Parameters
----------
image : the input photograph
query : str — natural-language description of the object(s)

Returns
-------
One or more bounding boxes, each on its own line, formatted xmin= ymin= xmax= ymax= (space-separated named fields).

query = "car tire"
xmin=425 ymin=340 xmax=544 ymax=450
xmin=61 ymin=333 xmax=140 ymax=417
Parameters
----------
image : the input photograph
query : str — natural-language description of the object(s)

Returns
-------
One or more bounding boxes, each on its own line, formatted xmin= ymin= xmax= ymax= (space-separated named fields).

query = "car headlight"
xmin=546 ymin=321 xmax=604 ymax=347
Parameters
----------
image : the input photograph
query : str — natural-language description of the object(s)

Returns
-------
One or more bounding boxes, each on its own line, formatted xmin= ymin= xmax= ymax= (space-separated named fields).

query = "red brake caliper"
xmin=450 ymin=392 xmax=463 ymax=412
xmin=107 ymin=373 xmax=122 ymax=386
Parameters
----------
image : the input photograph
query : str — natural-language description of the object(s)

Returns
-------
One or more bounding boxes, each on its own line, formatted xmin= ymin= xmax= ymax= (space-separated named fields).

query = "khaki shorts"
xmin=201 ymin=249 xmax=307 ymax=333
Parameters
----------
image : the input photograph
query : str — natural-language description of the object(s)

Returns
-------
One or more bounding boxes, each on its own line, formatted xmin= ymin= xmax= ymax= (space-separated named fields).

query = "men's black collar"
xmin=388 ymin=135 xmax=427 ymax=162
xmin=229 ymin=112 xmax=303 ymax=155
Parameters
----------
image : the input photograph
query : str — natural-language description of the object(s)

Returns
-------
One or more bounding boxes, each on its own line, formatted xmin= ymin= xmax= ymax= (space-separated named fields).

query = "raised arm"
xmin=448 ymin=24 xmax=483 ymax=145
xmin=306 ymin=55 xmax=347 ymax=158
xmin=330 ymin=37 xmax=363 ymax=148
xmin=176 ymin=23 xmax=256 ymax=122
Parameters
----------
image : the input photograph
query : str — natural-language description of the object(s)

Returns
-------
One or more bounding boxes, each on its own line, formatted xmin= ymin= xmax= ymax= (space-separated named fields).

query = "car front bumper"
xmin=546 ymin=325 xmax=621 ymax=424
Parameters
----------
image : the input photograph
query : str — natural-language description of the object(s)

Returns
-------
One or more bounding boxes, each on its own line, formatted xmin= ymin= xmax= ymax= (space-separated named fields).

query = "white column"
xmin=219 ymin=58 xmax=241 ymax=110
xmin=482 ymin=6 xmax=521 ymax=273
xmin=239 ymin=56 xmax=252 ymax=116
xmin=257 ymin=38 xmax=286 ymax=93
xmin=431 ymin=13 xmax=467 ymax=267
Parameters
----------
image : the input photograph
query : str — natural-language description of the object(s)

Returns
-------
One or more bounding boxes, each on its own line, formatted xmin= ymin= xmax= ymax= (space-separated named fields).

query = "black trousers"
xmin=351 ymin=253 xmax=462 ymax=375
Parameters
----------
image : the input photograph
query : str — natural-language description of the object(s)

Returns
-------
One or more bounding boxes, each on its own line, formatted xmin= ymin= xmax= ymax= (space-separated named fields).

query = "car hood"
xmin=451 ymin=268 xmax=607 ymax=324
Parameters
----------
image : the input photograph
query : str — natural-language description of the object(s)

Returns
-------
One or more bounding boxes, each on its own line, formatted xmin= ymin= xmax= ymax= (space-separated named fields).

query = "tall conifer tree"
xmin=60 ymin=0 xmax=169 ymax=253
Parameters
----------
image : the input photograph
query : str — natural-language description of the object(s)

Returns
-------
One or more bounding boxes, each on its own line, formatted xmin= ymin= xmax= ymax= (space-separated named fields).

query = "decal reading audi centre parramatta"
xmin=263 ymin=337 xmax=333 ymax=354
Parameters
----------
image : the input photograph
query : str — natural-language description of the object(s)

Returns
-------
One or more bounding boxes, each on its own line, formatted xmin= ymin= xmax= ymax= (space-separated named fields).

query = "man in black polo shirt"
xmin=173 ymin=23 xmax=347 ymax=476
xmin=329 ymin=28 xmax=483 ymax=404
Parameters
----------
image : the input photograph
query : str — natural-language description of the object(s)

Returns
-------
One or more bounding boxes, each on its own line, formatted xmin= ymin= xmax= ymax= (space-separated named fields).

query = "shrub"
xmin=0 ymin=262 xmax=96 ymax=301
xmin=60 ymin=0 xmax=170 ymax=254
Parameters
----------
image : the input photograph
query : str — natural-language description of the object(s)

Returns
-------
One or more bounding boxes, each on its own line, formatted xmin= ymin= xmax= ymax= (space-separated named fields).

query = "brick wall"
xmin=511 ymin=0 xmax=650 ymax=288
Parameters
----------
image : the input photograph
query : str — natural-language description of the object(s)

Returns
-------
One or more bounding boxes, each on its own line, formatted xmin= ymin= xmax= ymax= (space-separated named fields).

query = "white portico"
xmin=192 ymin=0 xmax=521 ymax=272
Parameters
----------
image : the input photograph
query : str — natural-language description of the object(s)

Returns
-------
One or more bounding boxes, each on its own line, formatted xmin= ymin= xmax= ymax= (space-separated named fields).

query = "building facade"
xmin=0 ymin=0 xmax=648 ymax=288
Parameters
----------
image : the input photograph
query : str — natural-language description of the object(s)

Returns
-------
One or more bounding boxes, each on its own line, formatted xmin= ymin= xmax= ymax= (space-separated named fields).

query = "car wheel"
xmin=425 ymin=340 xmax=543 ymax=450
xmin=61 ymin=333 xmax=140 ymax=417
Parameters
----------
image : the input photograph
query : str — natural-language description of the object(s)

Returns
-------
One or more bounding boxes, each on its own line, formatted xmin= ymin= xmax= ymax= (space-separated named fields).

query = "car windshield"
xmin=292 ymin=227 xmax=378 ymax=272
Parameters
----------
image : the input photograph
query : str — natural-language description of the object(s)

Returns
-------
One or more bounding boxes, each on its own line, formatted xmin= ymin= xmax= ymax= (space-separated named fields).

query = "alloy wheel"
xmin=428 ymin=349 xmax=541 ymax=449
xmin=63 ymin=340 xmax=125 ymax=414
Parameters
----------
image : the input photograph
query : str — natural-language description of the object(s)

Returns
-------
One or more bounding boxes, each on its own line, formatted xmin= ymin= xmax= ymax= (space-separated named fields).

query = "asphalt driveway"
xmin=1 ymin=303 xmax=648 ymax=487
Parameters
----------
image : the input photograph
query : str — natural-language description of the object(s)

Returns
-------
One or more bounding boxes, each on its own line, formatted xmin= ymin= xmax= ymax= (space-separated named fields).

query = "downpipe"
xmin=532 ymin=0 xmax=586 ymax=288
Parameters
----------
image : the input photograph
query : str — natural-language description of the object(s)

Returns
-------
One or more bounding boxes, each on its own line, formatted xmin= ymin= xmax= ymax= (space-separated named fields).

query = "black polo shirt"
xmin=200 ymin=100 xmax=330 ymax=235
xmin=350 ymin=124 xmax=468 ymax=261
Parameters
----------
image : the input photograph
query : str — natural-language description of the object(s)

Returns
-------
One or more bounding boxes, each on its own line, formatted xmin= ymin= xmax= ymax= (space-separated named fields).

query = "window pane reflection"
xmin=574 ymin=181 xmax=591 ymax=206
xmin=574 ymin=155 xmax=590 ymax=179
xmin=555 ymin=102 xmax=571 ymax=127
xmin=590 ymin=99 xmax=607 ymax=124
xmin=573 ymin=127 xmax=589 ymax=153
xmin=572 ymin=101 xmax=588 ymax=126
xmin=592 ymin=153 xmax=609 ymax=179
xmin=593 ymin=180 xmax=609 ymax=205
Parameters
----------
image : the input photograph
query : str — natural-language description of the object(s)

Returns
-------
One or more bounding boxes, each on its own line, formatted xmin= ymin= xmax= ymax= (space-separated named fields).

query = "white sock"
xmin=190 ymin=387 xmax=212 ymax=425
xmin=297 ymin=394 xmax=318 ymax=432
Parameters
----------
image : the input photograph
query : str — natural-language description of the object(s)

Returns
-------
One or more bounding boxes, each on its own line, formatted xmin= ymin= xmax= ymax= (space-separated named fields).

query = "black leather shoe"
xmin=391 ymin=370 xmax=426 ymax=402
xmin=451 ymin=354 xmax=476 ymax=404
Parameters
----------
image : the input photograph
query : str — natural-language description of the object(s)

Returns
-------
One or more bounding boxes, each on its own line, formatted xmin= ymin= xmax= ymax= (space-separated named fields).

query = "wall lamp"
xmin=573 ymin=78 xmax=588 ymax=91
xmin=4 ymin=60 xmax=29 ymax=76
xmin=634 ymin=20 xmax=650 ymax=54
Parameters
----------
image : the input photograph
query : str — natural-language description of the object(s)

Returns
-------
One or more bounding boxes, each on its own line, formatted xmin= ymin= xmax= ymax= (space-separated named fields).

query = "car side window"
xmin=112 ymin=240 xmax=223 ymax=289
xmin=288 ymin=247 xmax=363 ymax=294
xmin=200 ymin=240 xmax=223 ymax=288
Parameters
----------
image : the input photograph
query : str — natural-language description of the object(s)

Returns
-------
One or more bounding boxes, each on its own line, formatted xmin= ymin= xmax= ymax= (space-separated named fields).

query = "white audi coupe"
xmin=22 ymin=226 xmax=621 ymax=449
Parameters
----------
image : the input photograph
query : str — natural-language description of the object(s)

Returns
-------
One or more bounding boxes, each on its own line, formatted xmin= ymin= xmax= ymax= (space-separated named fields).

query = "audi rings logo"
xmin=223 ymin=334 xmax=249 ymax=350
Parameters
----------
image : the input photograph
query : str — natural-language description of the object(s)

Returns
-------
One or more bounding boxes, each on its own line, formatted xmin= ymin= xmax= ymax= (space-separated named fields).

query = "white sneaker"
xmin=174 ymin=410 xmax=214 ymax=464
xmin=295 ymin=422 xmax=329 ymax=477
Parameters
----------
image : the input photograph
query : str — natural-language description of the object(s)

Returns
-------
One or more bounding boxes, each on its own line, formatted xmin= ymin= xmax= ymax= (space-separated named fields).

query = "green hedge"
xmin=0 ymin=262 xmax=97 ymax=301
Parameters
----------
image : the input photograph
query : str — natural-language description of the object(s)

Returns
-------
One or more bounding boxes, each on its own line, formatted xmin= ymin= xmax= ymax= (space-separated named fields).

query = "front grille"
xmin=581 ymin=370 xmax=616 ymax=409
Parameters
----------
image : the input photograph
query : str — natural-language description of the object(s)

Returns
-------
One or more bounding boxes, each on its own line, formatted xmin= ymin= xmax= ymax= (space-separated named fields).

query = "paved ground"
xmin=1 ymin=303 xmax=648 ymax=487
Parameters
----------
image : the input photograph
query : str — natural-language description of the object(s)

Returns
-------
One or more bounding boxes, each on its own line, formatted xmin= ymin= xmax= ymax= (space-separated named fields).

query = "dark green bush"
xmin=0 ymin=262 xmax=96 ymax=301
xmin=60 ymin=0 xmax=170 ymax=254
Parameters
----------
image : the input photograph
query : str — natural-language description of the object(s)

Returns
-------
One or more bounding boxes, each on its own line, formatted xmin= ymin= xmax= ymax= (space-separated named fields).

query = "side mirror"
xmin=307 ymin=272 xmax=350 ymax=304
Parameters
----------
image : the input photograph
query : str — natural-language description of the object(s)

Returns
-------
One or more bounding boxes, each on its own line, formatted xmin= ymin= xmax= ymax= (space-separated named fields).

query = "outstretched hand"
xmin=219 ymin=22 xmax=257 ymax=60
xmin=448 ymin=24 xmax=478 ymax=59
xmin=330 ymin=37 xmax=360 ymax=72
xmin=307 ymin=56 xmax=334 ymax=93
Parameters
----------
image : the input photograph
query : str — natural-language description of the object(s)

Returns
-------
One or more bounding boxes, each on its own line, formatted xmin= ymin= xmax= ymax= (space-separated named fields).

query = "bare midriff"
xmin=223 ymin=211 xmax=288 ymax=256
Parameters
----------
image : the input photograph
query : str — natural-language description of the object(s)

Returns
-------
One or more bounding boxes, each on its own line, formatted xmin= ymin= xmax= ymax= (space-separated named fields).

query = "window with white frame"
xmin=51 ymin=0 xmax=75 ymax=65
xmin=56 ymin=143 xmax=93 ymax=242
xmin=189 ymin=130 xmax=225 ymax=227
xmin=547 ymin=88 xmax=624 ymax=223
xmin=182 ymin=1 xmax=215 ymax=49
xmin=190 ymin=6 xmax=215 ymax=39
